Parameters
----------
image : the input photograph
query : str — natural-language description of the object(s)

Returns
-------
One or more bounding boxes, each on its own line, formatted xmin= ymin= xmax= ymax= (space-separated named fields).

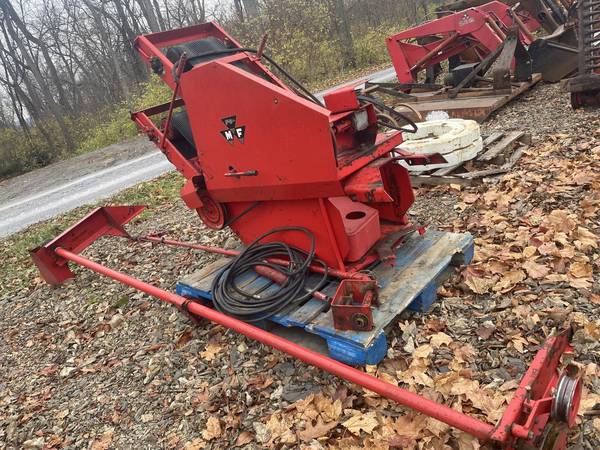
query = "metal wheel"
xmin=196 ymin=194 xmax=227 ymax=230
xmin=551 ymin=365 xmax=582 ymax=428
xmin=350 ymin=313 xmax=370 ymax=331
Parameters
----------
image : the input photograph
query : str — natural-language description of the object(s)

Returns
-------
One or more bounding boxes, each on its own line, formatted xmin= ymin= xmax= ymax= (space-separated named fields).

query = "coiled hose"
xmin=211 ymin=227 xmax=329 ymax=322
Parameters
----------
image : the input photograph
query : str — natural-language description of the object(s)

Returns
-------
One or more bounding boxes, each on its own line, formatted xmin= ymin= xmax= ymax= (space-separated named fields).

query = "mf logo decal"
xmin=220 ymin=116 xmax=246 ymax=144
xmin=458 ymin=13 xmax=475 ymax=27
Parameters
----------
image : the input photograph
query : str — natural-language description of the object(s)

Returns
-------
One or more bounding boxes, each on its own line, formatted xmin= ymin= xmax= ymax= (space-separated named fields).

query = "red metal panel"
xmin=226 ymin=198 xmax=351 ymax=269
xmin=180 ymin=61 xmax=342 ymax=203
xmin=386 ymin=1 xmax=537 ymax=83
xmin=131 ymin=20 xmax=422 ymax=268
xmin=331 ymin=279 xmax=377 ymax=331
xmin=30 ymin=206 xmax=145 ymax=285
xmin=323 ymin=85 xmax=361 ymax=113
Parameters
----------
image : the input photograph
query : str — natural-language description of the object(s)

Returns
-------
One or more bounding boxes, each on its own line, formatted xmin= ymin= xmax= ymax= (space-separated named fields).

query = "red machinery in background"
xmin=131 ymin=22 xmax=435 ymax=272
xmin=386 ymin=1 xmax=539 ymax=85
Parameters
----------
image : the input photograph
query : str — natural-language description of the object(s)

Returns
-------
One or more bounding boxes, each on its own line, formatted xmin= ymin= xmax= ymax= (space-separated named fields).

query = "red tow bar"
xmin=30 ymin=207 xmax=582 ymax=449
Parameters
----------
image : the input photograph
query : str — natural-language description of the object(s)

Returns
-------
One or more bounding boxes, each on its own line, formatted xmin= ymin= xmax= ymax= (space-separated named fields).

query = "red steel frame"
xmin=131 ymin=22 xmax=419 ymax=272
xmin=30 ymin=206 xmax=582 ymax=449
xmin=386 ymin=1 xmax=539 ymax=84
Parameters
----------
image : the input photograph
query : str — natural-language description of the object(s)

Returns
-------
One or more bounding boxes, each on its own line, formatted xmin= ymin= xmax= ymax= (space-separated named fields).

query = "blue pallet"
xmin=176 ymin=230 xmax=473 ymax=366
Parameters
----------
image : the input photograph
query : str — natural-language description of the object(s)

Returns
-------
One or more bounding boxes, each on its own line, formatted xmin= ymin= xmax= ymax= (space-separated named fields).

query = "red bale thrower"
xmin=31 ymin=22 xmax=582 ymax=449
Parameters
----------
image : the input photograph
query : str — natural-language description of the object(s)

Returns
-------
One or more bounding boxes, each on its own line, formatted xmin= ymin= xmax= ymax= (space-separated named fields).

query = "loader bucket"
xmin=530 ymin=25 xmax=579 ymax=82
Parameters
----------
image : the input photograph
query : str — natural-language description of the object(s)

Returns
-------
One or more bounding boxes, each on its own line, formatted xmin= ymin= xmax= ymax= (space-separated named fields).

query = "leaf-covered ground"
xmin=1 ymin=83 xmax=599 ymax=449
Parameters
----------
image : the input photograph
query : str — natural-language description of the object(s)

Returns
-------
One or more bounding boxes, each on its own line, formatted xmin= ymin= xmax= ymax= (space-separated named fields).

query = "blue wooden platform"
xmin=176 ymin=230 xmax=473 ymax=366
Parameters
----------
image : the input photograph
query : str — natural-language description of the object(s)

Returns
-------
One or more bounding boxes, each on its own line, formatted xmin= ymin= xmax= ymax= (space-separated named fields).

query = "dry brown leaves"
xmin=248 ymin=132 xmax=600 ymax=448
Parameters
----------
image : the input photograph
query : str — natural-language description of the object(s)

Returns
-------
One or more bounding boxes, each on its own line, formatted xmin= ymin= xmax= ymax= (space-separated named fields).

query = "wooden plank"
xmin=431 ymin=163 xmax=463 ymax=176
xmin=394 ymin=74 xmax=541 ymax=123
xmin=309 ymin=231 xmax=474 ymax=347
xmin=421 ymin=132 xmax=505 ymax=178
xmin=482 ymin=131 xmax=504 ymax=147
xmin=455 ymin=144 xmax=527 ymax=179
xmin=477 ymin=131 xmax=525 ymax=163
xmin=410 ymin=174 xmax=475 ymax=187
xmin=179 ymin=259 xmax=229 ymax=293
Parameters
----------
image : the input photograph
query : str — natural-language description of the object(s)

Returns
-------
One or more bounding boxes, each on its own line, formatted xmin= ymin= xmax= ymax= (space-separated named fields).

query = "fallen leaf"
xmin=510 ymin=336 xmax=529 ymax=353
xmin=235 ymin=431 xmax=253 ymax=446
xmin=201 ymin=416 xmax=221 ymax=441
xmin=175 ymin=329 xmax=193 ymax=348
xmin=476 ymin=325 xmax=494 ymax=340
xmin=494 ymin=270 xmax=526 ymax=292
xmin=522 ymin=260 xmax=550 ymax=279
xmin=569 ymin=261 xmax=592 ymax=278
xmin=455 ymin=430 xmax=481 ymax=450
xmin=183 ymin=438 xmax=205 ymax=450
xmin=342 ymin=411 xmax=379 ymax=435
xmin=91 ymin=428 xmax=114 ymax=450
xmin=387 ymin=435 xmax=416 ymax=448
xmin=464 ymin=274 xmax=495 ymax=294
xmin=429 ymin=332 xmax=453 ymax=347
xmin=298 ymin=417 xmax=338 ymax=441
xmin=55 ymin=409 xmax=69 ymax=419
xmin=200 ymin=342 xmax=222 ymax=361
xmin=413 ymin=344 xmax=433 ymax=359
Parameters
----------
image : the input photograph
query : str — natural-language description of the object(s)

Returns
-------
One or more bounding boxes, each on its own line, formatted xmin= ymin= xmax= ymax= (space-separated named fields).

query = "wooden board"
xmin=394 ymin=74 xmax=541 ymax=123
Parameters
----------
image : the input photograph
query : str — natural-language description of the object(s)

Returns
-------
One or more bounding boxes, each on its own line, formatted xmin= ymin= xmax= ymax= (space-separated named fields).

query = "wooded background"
xmin=0 ymin=0 xmax=441 ymax=179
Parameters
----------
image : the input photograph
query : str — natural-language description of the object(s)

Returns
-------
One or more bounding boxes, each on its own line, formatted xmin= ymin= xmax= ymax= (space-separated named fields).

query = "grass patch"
xmin=76 ymin=77 xmax=171 ymax=155
xmin=0 ymin=171 xmax=183 ymax=301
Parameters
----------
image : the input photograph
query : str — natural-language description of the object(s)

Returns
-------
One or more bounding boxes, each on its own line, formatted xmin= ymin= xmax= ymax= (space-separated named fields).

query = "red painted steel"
xmin=489 ymin=332 xmax=577 ymax=447
xmin=138 ymin=235 xmax=373 ymax=281
xmin=48 ymin=246 xmax=578 ymax=448
xmin=53 ymin=247 xmax=496 ymax=441
xmin=131 ymin=22 xmax=416 ymax=270
xmin=386 ymin=1 xmax=539 ymax=84
xmin=330 ymin=279 xmax=377 ymax=331
xmin=30 ymin=206 xmax=145 ymax=285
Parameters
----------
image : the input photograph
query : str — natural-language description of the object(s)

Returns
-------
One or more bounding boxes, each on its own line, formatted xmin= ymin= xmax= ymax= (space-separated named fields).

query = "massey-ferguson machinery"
xmin=387 ymin=1 xmax=539 ymax=86
xmin=131 ymin=23 xmax=423 ymax=272
xmin=387 ymin=0 xmax=580 ymax=87
xmin=30 ymin=22 xmax=583 ymax=449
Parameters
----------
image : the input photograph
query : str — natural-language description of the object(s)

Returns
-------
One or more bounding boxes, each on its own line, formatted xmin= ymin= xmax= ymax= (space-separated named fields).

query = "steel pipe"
xmin=55 ymin=247 xmax=496 ymax=442
xmin=138 ymin=235 xmax=373 ymax=281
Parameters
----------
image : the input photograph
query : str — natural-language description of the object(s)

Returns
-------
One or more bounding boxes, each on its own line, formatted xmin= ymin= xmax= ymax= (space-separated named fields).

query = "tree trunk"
xmin=1 ymin=10 xmax=75 ymax=153
xmin=242 ymin=0 xmax=259 ymax=18
xmin=113 ymin=0 xmax=148 ymax=82
xmin=151 ymin=0 xmax=166 ymax=30
xmin=2 ymin=0 xmax=73 ymax=115
xmin=137 ymin=0 xmax=161 ymax=32
xmin=329 ymin=0 xmax=356 ymax=68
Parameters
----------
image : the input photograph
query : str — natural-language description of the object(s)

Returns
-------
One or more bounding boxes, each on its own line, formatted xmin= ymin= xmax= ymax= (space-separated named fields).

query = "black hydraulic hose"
xmin=211 ymin=227 xmax=329 ymax=323
xmin=357 ymin=94 xmax=419 ymax=134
